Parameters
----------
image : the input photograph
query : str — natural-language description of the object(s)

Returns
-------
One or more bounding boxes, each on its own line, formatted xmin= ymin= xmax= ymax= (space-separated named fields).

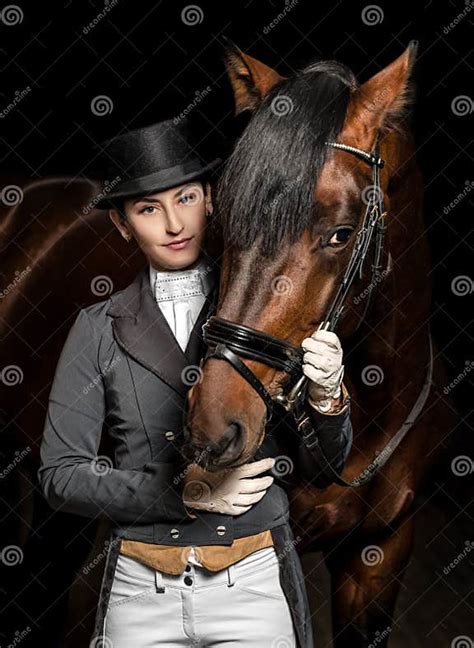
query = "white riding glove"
xmin=182 ymin=457 xmax=275 ymax=516
xmin=301 ymin=325 xmax=344 ymax=403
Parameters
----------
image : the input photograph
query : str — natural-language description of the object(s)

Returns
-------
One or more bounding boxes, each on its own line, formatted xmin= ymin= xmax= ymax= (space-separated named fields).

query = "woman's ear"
xmin=109 ymin=209 xmax=132 ymax=242
xmin=204 ymin=181 xmax=213 ymax=216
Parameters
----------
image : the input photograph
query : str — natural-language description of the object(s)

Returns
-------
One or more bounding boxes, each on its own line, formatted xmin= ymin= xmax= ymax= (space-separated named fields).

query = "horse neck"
xmin=349 ymin=128 xmax=431 ymax=359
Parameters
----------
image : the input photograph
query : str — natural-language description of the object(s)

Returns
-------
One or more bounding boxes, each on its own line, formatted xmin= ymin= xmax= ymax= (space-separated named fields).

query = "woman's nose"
xmin=165 ymin=212 xmax=184 ymax=234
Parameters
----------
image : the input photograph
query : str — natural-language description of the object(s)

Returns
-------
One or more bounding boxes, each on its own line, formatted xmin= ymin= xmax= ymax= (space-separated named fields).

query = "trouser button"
xmin=184 ymin=575 xmax=193 ymax=586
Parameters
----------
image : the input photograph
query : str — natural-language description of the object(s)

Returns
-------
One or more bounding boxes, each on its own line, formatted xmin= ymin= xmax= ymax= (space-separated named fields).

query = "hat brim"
xmin=94 ymin=157 xmax=223 ymax=210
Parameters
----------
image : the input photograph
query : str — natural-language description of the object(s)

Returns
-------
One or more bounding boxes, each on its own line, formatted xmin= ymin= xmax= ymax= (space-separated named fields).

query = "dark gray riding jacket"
xmin=38 ymin=261 xmax=352 ymax=648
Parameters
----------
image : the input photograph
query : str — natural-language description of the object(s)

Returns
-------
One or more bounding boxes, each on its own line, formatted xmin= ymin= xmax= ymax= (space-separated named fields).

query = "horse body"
xmin=0 ymin=178 xmax=143 ymax=646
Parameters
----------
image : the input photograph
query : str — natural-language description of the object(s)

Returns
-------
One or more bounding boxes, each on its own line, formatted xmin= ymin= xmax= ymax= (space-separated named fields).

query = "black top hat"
xmin=93 ymin=116 xmax=222 ymax=210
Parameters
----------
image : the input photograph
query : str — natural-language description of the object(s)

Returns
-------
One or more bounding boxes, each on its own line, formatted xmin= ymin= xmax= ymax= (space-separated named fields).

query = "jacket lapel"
xmin=107 ymin=259 xmax=219 ymax=397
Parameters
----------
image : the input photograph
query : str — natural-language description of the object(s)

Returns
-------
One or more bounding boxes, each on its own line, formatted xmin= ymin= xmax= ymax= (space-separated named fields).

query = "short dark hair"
xmin=109 ymin=198 xmax=127 ymax=220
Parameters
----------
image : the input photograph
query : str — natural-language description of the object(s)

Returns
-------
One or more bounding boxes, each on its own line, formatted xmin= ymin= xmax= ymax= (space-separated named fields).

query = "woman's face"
xmin=109 ymin=181 xmax=212 ymax=271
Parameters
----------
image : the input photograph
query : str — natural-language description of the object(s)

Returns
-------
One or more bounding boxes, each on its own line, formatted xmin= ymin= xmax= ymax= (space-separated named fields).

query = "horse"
xmin=0 ymin=176 xmax=145 ymax=646
xmin=186 ymin=42 xmax=456 ymax=647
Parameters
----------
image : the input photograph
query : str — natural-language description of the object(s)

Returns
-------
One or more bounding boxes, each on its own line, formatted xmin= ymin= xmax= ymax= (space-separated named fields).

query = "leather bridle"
xmin=203 ymin=139 xmax=387 ymax=413
xmin=201 ymin=138 xmax=433 ymax=487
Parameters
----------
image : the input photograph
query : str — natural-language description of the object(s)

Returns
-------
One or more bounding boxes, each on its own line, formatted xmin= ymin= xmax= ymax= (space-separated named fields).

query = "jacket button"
xmin=165 ymin=431 xmax=175 ymax=441
xmin=170 ymin=528 xmax=180 ymax=539
xmin=216 ymin=525 xmax=226 ymax=536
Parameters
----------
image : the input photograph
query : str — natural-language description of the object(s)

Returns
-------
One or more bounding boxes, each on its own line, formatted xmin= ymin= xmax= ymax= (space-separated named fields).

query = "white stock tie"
xmin=151 ymin=263 xmax=207 ymax=352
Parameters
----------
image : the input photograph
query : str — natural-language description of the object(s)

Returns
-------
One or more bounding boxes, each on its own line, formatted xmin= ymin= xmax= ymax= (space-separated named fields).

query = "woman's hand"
xmin=301 ymin=326 xmax=344 ymax=404
xmin=182 ymin=457 xmax=275 ymax=516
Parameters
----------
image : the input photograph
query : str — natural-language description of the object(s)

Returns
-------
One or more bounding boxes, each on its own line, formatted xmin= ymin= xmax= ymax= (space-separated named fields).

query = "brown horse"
xmin=186 ymin=44 xmax=455 ymax=646
xmin=0 ymin=176 xmax=145 ymax=646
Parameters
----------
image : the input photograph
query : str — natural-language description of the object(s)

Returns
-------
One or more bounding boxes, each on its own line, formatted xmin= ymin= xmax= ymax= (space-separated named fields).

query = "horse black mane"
xmin=216 ymin=59 xmax=358 ymax=257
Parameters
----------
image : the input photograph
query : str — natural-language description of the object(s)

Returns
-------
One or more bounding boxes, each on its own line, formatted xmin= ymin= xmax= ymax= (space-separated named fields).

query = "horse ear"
xmin=222 ymin=38 xmax=285 ymax=115
xmin=352 ymin=40 xmax=418 ymax=133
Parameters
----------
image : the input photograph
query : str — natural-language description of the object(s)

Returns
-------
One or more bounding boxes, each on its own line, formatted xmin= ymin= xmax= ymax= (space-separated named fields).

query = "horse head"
xmin=186 ymin=41 xmax=419 ymax=470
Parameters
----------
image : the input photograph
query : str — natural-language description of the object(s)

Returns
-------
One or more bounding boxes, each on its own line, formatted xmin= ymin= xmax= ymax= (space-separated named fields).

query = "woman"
xmin=38 ymin=116 xmax=352 ymax=647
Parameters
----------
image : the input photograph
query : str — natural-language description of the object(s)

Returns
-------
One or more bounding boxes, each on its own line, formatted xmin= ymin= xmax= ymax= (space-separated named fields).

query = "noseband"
xmin=202 ymin=138 xmax=387 ymax=418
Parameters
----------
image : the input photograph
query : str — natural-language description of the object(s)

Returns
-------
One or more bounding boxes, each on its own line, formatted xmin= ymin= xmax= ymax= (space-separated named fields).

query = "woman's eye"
xmin=328 ymin=227 xmax=353 ymax=247
xmin=139 ymin=205 xmax=156 ymax=214
xmin=179 ymin=193 xmax=195 ymax=205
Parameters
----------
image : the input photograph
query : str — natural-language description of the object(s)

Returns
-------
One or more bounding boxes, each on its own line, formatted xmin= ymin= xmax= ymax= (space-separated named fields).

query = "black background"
xmin=1 ymin=0 xmax=473 ymax=645
xmin=1 ymin=0 xmax=472 ymax=383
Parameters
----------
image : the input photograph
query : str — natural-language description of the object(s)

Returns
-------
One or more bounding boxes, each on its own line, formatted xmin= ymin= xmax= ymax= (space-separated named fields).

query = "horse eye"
xmin=328 ymin=227 xmax=353 ymax=247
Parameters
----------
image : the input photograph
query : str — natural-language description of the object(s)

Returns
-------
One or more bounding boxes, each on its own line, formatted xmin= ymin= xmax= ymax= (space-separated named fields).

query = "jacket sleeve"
xmin=38 ymin=308 xmax=190 ymax=524
xmin=294 ymin=400 xmax=353 ymax=488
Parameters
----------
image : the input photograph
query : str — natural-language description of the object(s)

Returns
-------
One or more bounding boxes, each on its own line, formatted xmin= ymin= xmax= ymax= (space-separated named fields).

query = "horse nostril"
xmin=213 ymin=421 xmax=245 ymax=466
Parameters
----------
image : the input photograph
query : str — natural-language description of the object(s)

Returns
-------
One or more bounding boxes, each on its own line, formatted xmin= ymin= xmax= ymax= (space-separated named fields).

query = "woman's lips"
xmin=164 ymin=236 xmax=193 ymax=250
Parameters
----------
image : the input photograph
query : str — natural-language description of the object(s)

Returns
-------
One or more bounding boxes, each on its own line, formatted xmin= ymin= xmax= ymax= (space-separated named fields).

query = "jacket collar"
xmin=106 ymin=255 xmax=219 ymax=397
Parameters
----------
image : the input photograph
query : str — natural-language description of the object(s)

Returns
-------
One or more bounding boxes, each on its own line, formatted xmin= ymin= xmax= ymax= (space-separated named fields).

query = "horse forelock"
xmin=216 ymin=59 xmax=358 ymax=258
